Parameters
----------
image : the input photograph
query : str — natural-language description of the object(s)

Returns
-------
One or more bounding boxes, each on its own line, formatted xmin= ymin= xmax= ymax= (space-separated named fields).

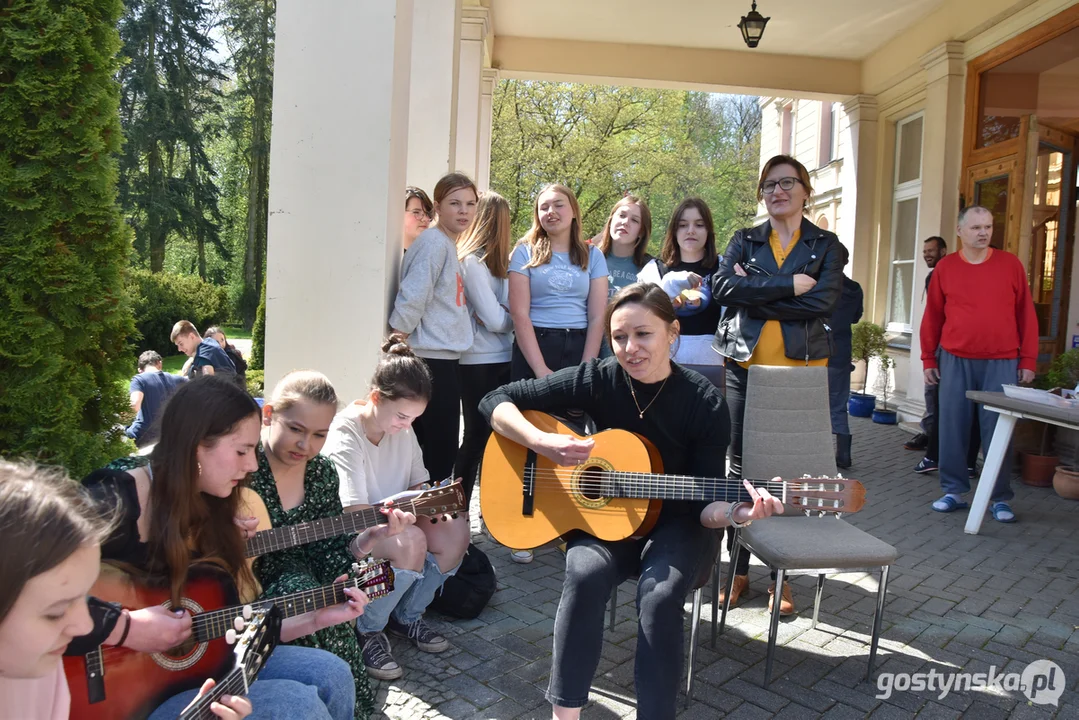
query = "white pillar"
xmin=907 ymin=42 xmax=966 ymax=402
xmin=839 ymin=95 xmax=880 ymax=290
xmin=406 ymin=0 xmax=461 ymax=192
xmin=265 ymin=0 xmax=413 ymax=404
xmin=453 ymin=6 xmax=488 ymax=181
xmin=477 ymin=68 xmax=499 ymax=191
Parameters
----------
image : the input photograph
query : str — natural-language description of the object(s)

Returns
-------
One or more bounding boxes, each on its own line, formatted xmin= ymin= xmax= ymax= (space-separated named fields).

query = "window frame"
xmin=886 ymin=112 xmax=926 ymax=334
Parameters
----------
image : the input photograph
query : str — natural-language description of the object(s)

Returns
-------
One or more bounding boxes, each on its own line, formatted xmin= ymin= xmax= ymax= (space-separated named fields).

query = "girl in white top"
xmin=455 ymin=192 xmax=514 ymax=504
xmin=323 ymin=335 xmax=470 ymax=683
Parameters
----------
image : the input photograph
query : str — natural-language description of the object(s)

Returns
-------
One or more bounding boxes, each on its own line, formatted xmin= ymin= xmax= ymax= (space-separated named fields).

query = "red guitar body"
xmin=65 ymin=564 xmax=240 ymax=720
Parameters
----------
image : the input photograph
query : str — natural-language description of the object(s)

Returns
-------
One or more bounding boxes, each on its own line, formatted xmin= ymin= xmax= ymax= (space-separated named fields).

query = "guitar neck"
xmin=604 ymin=472 xmax=790 ymax=504
xmin=246 ymin=504 xmax=392 ymax=557
xmin=191 ymin=581 xmax=349 ymax=643
xmin=180 ymin=667 xmax=246 ymax=720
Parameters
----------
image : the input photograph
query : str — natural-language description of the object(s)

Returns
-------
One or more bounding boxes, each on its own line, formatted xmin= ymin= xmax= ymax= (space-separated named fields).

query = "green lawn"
xmin=162 ymin=354 xmax=187 ymax=374
xmin=221 ymin=324 xmax=252 ymax=340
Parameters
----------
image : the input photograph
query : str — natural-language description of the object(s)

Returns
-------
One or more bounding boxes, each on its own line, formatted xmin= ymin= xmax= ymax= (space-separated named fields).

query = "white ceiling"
xmin=491 ymin=0 xmax=947 ymax=60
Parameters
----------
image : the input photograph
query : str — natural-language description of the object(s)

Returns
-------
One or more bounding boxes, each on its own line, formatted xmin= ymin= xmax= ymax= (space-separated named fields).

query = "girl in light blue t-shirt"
xmin=508 ymin=184 xmax=608 ymax=382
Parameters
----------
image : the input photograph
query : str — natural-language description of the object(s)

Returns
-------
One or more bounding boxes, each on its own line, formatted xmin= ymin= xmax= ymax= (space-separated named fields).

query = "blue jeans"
xmin=546 ymin=517 xmax=713 ymax=719
xmin=938 ymin=349 xmax=1016 ymax=502
xmin=147 ymin=645 xmax=355 ymax=720
xmin=827 ymin=364 xmax=852 ymax=435
xmin=355 ymin=553 xmax=459 ymax=633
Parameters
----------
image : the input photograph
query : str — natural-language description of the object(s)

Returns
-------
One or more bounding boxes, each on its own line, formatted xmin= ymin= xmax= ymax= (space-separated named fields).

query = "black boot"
xmin=836 ymin=433 xmax=852 ymax=469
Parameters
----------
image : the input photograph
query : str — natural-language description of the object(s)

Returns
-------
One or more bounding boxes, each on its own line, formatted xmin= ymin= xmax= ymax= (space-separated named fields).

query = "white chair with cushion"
xmin=714 ymin=365 xmax=897 ymax=687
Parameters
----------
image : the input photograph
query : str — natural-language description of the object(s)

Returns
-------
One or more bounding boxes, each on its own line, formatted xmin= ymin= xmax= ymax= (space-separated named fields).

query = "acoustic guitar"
xmin=179 ymin=604 xmax=281 ymax=720
xmin=64 ymin=559 xmax=393 ymax=720
xmin=480 ymin=411 xmax=865 ymax=549
xmin=239 ymin=481 xmax=466 ymax=558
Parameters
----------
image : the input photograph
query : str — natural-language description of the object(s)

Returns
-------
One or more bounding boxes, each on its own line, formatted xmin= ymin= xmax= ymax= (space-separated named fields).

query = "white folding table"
xmin=964 ymin=390 xmax=1079 ymax=534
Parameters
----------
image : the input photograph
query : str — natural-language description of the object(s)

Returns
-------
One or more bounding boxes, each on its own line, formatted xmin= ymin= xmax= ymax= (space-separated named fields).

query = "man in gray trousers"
xmin=919 ymin=206 xmax=1038 ymax=523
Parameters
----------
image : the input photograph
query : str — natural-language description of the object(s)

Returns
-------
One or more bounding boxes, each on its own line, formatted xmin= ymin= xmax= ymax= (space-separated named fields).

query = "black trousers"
xmin=510 ymin=327 xmax=587 ymax=381
xmin=723 ymin=361 xmax=765 ymax=577
xmin=413 ymin=357 xmax=460 ymax=485
xmin=455 ymin=361 xmax=511 ymax=504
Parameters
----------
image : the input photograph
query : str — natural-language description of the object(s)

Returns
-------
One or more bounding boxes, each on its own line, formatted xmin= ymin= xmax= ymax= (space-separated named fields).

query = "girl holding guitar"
xmin=0 ymin=459 xmax=251 ymax=720
xmin=82 ymin=375 xmax=366 ymax=719
xmin=480 ymin=283 xmax=784 ymax=720
xmin=245 ymin=369 xmax=416 ymax=717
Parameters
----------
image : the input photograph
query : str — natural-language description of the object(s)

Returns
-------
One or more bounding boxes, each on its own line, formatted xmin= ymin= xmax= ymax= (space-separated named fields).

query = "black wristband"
xmin=115 ymin=610 xmax=132 ymax=648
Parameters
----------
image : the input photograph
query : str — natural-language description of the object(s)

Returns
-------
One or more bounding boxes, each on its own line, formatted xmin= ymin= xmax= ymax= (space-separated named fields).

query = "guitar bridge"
xmin=522 ymin=449 xmax=536 ymax=517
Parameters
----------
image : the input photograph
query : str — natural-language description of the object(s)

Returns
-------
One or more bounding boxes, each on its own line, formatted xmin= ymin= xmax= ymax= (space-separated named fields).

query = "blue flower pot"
xmin=848 ymin=393 xmax=875 ymax=418
xmin=872 ymin=408 xmax=898 ymax=425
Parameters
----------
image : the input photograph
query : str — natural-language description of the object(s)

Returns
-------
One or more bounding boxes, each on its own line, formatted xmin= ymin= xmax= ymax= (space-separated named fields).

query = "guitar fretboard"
xmin=245 ymin=500 xmax=417 ymax=557
xmin=595 ymin=472 xmax=791 ymax=504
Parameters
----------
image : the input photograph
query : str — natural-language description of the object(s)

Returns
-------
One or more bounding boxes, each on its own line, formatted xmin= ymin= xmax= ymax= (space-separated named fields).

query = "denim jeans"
xmin=510 ymin=327 xmax=586 ymax=381
xmin=546 ymin=517 xmax=713 ymax=719
xmin=938 ymin=349 xmax=1016 ymax=502
xmin=146 ymin=645 xmax=355 ymax=720
xmin=356 ymin=553 xmax=460 ymax=633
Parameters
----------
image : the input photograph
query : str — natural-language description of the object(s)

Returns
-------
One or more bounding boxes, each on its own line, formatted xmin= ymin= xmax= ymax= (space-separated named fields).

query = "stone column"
xmin=454 ymin=6 xmax=489 ymax=181
xmin=406 ymin=0 xmax=461 ymax=192
xmin=839 ymin=94 xmax=880 ymax=287
xmin=908 ymin=41 xmax=966 ymax=401
xmin=265 ymin=0 xmax=413 ymax=403
xmin=477 ymin=68 xmax=499 ymax=191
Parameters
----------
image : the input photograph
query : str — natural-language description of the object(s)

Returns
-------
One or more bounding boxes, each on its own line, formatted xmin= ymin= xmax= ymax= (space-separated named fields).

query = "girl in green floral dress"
xmin=246 ymin=370 xmax=416 ymax=719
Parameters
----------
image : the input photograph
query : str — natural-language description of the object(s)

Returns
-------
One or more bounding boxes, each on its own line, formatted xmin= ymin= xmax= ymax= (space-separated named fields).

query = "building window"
xmin=818 ymin=101 xmax=840 ymax=166
xmin=888 ymin=113 xmax=924 ymax=333
xmin=781 ymin=103 xmax=794 ymax=155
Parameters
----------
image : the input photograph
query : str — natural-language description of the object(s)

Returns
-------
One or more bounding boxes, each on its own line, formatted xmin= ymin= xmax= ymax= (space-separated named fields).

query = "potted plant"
xmin=1047 ymin=349 xmax=1079 ymax=498
xmin=1019 ymin=422 xmax=1058 ymax=487
xmin=849 ymin=321 xmax=887 ymax=418
xmin=871 ymin=353 xmax=898 ymax=424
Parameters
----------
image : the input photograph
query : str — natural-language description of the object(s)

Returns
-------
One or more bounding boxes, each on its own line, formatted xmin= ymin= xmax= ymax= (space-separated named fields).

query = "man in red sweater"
xmin=920 ymin=205 xmax=1038 ymax=523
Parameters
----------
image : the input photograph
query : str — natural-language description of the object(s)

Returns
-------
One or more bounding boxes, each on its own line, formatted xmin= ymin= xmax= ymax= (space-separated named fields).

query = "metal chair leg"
xmin=608 ymin=585 xmax=617 ymax=631
xmin=867 ymin=565 xmax=890 ymax=681
xmin=764 ymin=567 xmax=785 ymax=687
xmin=686 ymin=587 xmax=702 ymax=708
xmin=710 ymin=549 xmax=720 ymax=647
xmin=811 ymin=573 xmax=826 ymax=629
xmin=717 ymin=529 xmax=741 ymax=642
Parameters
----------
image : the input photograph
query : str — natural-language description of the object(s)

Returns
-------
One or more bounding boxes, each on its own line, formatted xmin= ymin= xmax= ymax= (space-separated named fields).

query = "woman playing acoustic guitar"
xmin=480 ymin=283 xmax=784 ymax=720
xmin=81 ymin=375 xmax=368 ymax=719
xmin=0 ymin=459 xmax=251 ymax=720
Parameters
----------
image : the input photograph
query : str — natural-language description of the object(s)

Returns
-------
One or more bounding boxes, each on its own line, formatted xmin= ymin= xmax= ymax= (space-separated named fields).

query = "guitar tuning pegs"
xmin=450 ymin=512 xmax=458 ymax=519
xmin=242 ymin=604 xmax=253 ymax=619
xmin=234 ymin=616 xmax=246 ymax=631
xmin=430 ymin=517 xmax=438 ymax=524
xmin=225 ymin=628 xmax=237 ymax=645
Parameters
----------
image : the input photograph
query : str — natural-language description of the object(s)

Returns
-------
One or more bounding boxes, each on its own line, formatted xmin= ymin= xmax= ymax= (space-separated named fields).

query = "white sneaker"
xmin=510 ymin=549 xmax=534 ymax=564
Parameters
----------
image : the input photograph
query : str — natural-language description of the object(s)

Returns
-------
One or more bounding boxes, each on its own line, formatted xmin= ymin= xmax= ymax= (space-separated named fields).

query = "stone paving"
xmin=370 ymin=416 xmax=1079 ymax=719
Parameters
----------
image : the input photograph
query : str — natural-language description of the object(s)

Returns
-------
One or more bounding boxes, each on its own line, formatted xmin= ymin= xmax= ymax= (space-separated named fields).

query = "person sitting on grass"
xmin=125 ymin=350 xmax=186 ymax=448
xmin=171 ymin=320 xmax=236 ymax=381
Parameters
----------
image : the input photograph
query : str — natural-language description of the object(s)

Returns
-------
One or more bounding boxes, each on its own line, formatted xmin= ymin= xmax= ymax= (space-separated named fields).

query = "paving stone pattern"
xmin=370 ymin=417 xmax=1079 ymax=718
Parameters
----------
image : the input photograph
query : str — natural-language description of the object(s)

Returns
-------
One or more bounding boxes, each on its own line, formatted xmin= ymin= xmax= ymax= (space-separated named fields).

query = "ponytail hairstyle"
xmin=595 ymin=195 xmax=653 ymax=267
xmin=520 ymin=184 xmax=589 ymax=271
xmin=146 ymin=375 xmax=260 ymax=605
xmin=457 ymin=191 xmax=511 ymax=279
xmin=269 ymin=370 xmax=339 ymax=413
xmin=0 ymin=460 xmax=114 ymax=623
xmin=370 ymin=333 xmax=433 ymax=403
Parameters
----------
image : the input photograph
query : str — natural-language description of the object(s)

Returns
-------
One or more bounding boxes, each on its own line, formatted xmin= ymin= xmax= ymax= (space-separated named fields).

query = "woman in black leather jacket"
xmin=710 ymin=154 xmax=845 ymax=617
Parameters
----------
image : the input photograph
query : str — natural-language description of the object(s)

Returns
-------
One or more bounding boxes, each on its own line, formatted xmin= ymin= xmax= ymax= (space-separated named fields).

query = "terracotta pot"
xmin=1053 ymin=465 xmax=1079 ymax=500
xmin=1019 ymin=452 xmax=1059 ymax=487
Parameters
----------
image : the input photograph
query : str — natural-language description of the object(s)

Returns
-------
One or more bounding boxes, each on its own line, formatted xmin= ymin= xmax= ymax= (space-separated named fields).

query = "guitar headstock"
xmin=230 ymin=605 xmax=281 ymax=681
xmin=785 ymin=475 xmax=865 ymax=513
xmin=389 ymin=481 xmax=467 ymax=520
xmin=349 ymin=558 xmax=396 ymax=601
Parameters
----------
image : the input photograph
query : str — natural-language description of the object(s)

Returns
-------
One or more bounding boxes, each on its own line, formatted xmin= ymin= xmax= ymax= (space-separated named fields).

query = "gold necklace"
xmin=625 ymin=368 xmax=670 ymax=419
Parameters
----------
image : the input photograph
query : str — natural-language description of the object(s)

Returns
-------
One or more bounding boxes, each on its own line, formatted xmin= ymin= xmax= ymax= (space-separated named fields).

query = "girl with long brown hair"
xmin=594 ymin=195 xmax=653 ymax=357
xmin=390 ymin=172 xmax=477 ymax=486
xmin=0 ymin=459 xmax=251 ymax=719
xmin=81 ymin=375 xmax=365 ymax=719
xmin=455 ymin=191 xmax=514 ymax=503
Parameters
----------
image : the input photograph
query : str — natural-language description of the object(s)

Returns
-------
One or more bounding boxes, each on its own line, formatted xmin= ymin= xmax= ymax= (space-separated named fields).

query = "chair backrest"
xmin=742 ymin=365 xmax=838 ymax=482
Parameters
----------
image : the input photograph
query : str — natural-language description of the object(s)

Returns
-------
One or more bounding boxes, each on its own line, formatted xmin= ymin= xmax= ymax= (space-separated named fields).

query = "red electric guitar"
xmin=64 ymin=559 xmax=393 ymax=720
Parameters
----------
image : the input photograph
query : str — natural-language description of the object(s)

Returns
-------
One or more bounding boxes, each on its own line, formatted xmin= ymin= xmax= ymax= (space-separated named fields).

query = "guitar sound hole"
xmin=578 ymin=468 xmax=606 ymax=501
xmin=161 ymin=636 xmax=199 ymax=660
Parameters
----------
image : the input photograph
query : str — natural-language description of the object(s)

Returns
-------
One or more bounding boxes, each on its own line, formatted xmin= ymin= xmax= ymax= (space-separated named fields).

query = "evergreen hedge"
xmin=126 ymin=269 xmax=230 ymax=354
xmin=0 ymin=0 xmax=134 ymax=476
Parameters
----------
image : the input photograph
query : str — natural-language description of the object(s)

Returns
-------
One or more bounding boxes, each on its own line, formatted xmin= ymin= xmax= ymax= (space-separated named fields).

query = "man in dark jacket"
xmin=826 ymin=248 xmax=863 ymax=468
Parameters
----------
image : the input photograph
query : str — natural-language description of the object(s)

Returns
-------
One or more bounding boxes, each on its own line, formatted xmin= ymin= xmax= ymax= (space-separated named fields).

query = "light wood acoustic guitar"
xmin=480 ymin=411 xmax=866 ymax=549
xmin=64 ymin=559 xmax=393 ymax=720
